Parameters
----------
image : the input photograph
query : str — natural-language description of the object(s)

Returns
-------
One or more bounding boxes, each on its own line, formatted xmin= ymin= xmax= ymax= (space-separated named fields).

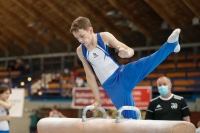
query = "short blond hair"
xmin=70 ymin=16 xmax=92 ymax=33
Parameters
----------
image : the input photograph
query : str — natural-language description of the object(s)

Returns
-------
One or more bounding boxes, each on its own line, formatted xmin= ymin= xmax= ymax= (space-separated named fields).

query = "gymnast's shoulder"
xmin=99 ymin=32 xmax=115 ymax=40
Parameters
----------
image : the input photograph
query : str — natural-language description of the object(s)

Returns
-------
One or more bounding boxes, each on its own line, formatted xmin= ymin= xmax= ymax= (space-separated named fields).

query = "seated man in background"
xmin=49 ymin=105 xmax=66 ymax=118
xmin=145 ymin=76 xmax=190 ymax=122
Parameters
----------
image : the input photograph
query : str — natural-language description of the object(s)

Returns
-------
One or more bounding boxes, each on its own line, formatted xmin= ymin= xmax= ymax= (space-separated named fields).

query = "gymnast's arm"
xmin=76 ymin=46 xmax=101 ymax=110
xmin=0 ymin=100 xmax=12 ymax=110
xmin=101 ymin=32 xmax=134 ymax=58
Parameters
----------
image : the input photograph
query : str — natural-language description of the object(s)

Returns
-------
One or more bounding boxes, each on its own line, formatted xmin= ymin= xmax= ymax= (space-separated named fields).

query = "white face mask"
xmin=158 ymin=85 xmax=169 ymax=96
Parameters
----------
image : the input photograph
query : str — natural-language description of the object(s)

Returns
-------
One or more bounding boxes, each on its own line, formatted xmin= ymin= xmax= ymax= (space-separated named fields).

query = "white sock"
xmin=167 ymin=28 xmax=181 ymax=53
xmin=174 ymin=45 xmax=180 ymax=53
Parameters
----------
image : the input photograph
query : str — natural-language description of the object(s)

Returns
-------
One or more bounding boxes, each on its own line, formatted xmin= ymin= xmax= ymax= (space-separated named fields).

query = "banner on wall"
xmin=72 ymin=86 xmax=152 ymax=109
xmin=8 ymin=88 xmax=25 ymax=117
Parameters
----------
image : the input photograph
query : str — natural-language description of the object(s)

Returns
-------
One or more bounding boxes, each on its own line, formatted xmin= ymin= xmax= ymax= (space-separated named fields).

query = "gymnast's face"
xmin=72 ymin=28 xmax=93 ymax=47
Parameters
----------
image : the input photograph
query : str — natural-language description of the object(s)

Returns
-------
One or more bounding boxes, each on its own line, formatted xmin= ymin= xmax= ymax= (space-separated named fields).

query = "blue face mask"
xmin=158 ymin=85 xmax=169 ymax=96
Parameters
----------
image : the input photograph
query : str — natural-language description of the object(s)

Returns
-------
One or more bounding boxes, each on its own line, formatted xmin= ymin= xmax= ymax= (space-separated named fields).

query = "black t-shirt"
xmin=145 ymin=94 xmax=190 ymax=120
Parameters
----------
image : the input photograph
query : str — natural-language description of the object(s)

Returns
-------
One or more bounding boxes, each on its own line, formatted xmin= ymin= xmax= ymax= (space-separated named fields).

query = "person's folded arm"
xmin=0 ymin=115 xmax=11 ymax=121
xmin=0 ymin=100 xmax=12 ymax=110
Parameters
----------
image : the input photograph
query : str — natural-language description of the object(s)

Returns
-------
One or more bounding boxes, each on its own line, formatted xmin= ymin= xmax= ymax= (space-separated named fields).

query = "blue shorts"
xmin=102 ymin=41 xmax=178 ymax=119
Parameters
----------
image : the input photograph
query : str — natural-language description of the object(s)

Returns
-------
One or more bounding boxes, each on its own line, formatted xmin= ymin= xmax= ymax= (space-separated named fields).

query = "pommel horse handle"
xmin=82 ymin=106 xmax=107 ymax=122
xmin=116 ymin=106 xmax=142 ymax=123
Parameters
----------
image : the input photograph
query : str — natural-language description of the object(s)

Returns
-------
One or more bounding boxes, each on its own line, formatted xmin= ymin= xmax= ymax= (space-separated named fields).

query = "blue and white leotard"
xmin=0 ymin=107 xmax=10 ymax=133
xmin=82 ymin=33 xmax=178 ymax=119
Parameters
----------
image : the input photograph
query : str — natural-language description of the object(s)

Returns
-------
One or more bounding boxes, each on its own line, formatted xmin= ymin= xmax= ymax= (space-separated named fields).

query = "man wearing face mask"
xmin=145 ymin=76 xmax=190 ymax=122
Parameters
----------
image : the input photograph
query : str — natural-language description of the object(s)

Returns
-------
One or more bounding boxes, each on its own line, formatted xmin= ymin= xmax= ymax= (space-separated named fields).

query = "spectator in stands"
xmin=63 ymin=68 xmax=70 ymax=76
xmin=69 ymin=69 xmax=78 ymax=84
xmin=7 ymin=61 xmax=16 ymax=71
xmin=49 ymin=105 xmax=66 ymax=118
xmin=15 ymin=57 xmax=25 ymax=72
xmin=28 ymin=109 xmax=40 ymax=133
xmin=196 ymin=120 xmax=200 ymax=133
xmin=145 ymin=76 xmax=190 ymax=122
xmin=14 ymin=57 xmax=30 ymax=75
xmin=75 ymin=76 xmax=84 ymax=87
xmin=0 ymin=86 xmax=12 ymax=133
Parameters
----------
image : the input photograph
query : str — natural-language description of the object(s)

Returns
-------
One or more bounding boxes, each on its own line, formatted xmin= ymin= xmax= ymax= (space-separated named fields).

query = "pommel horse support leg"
xmin=37 ymin=106 xmax=196 ymax=133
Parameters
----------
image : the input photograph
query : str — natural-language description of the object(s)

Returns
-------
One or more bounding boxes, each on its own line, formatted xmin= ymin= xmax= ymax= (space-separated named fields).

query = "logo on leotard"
xmin=93 ymin=53 xmax=98 ymax=58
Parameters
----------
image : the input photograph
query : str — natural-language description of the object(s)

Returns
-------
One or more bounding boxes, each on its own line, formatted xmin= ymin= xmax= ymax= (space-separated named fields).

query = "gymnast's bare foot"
xmin=167 ymin=28 xmax=181 ymax=53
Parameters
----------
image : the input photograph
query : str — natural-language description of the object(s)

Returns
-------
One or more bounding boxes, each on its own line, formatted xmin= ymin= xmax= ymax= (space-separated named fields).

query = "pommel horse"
xmin=37 ymin=106 xmax=195 ymax=133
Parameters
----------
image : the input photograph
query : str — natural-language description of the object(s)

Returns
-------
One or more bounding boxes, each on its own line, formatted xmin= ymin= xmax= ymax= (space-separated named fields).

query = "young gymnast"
xmin=0 ymin=86 xmax=12 ymax=133
xmin=70 ymin=16 xmax=181 ymax=119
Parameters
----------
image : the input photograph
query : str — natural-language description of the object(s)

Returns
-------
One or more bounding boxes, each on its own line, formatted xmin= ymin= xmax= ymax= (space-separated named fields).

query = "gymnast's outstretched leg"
xmin=103 ymin=29 xmax=181 ymax=119
xmin=122 ymin=28 xmax=181 ymax=90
